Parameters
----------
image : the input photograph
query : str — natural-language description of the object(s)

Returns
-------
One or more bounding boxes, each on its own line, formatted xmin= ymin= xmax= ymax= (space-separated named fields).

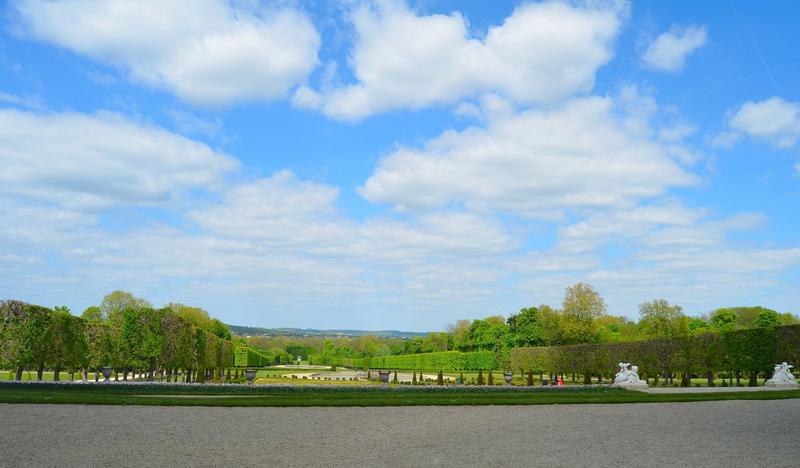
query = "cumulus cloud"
xmin=359 ymin=94 xmax=698 ymax=217
xmin=724 ymin=97 xmax=800 ymax=149
xmin=0 ymin=108 xmax=238 ymax=209
xmin=642 ymin=24 xmax=707 ymax=72
xmin=296 ymin=0 xmax=625 ymax=120
xmin=14 ymin=0 xmax=320 ymax=105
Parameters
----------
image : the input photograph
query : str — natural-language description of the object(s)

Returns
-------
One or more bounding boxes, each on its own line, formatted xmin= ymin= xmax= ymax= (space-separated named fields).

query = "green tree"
xmin=507 ymin=307 xmax=542 ymax=347
xmin=638 ymin=299 xmax=688 ymax=339
xmin=468 ymin=316 xmax=509 ymax=351
xmin=710 ymin=308 xmax=740 ymax=332
xmin=81 ymin=306 xmax=103 ymax=322
xmin=101 ymin=290 xmax=151 ymax=321
xmin=754 ymin=309 xmax=780 ymax=328
xmin=422 ymin=332 xmax=449 ymax=352
xmin=446 ymin=319 xmax=471 ymax=351
xmin=561 ymin=283 xmax=606 ymax=344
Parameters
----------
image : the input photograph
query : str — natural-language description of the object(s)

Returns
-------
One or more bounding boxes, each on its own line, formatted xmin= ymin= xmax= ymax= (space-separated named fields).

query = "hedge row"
xmin=0 ymin=300 xmax=235 ymax=380
xmin=311 ymin=350 xmax=498 ymax=371
xmin=234 ymin=346 xmax=272 ymax=367
xmin=510 ymin=324 xmax=800 ymax=383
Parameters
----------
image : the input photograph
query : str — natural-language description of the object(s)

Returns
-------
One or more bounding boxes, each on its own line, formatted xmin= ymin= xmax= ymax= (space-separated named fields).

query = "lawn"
xmin=1 ymin=382 xmax=798 ymax=407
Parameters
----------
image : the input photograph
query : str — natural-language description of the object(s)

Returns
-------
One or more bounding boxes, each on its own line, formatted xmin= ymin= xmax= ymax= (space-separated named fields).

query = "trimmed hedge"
xmin=311 ymin=350 xmax=498 ymax=371
xmin=510 ymin=324 xmax=800 ymax=381
xmin=234 ymin=346 xmax=272 ymax=367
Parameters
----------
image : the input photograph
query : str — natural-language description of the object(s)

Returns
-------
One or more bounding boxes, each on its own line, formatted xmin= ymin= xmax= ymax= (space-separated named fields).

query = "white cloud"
xmin=359 ymin=95 xmax=698 ymax=217
xmin=642 ymin=24 xmax=707 ymax=72
xmin=0 ymin=108 xmax=238 ymax=210
xmin=727 ymin=97 xmax=800 ymax=149
xmin=14 ymin=0 xmax=320 ymax=106
xmin=298 ymin=0 xmax=625 ymax=120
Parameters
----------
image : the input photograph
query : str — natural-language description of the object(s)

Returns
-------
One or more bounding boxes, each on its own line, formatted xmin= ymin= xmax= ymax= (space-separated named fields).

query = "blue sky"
xmin=1 ymin=0 xmax=799 ymax=330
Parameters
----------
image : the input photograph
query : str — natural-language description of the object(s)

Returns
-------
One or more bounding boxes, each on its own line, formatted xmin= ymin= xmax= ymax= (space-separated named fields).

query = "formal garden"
xmin=2 ymin=293 xmax=799 ymax=406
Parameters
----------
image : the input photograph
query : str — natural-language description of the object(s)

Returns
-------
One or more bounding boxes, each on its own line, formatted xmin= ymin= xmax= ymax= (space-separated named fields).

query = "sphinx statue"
xmin=766 ymin=362 xmax=798 ymax=387
xmin=612 ymin=362 xmax=648 ymax=389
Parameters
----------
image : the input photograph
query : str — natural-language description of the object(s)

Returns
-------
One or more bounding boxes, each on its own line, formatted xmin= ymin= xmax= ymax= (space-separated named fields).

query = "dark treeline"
xmin=511 ymin=324 xmax=800 ymax=387
xmin=0 ymin=291 xmax=237 ymax=382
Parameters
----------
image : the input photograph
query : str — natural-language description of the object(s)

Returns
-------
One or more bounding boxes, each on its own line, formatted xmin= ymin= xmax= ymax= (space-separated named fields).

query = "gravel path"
xmin=2 ymin=400 xmax=798 ymax=467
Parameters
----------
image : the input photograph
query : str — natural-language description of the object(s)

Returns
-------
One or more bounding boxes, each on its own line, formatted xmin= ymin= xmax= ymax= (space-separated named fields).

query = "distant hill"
xmin=228 ymin=324 xmax=429 ymax=339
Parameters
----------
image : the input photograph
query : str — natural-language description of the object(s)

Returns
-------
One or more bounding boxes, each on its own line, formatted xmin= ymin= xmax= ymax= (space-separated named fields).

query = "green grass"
xmin=0 ymin=382 xmax=798 ymax=407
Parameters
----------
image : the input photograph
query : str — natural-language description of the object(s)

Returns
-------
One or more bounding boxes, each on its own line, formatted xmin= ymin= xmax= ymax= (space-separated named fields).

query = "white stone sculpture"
xmin=765 ymin=362 xmax=798 ymax=388
xmin=612 ymin=362 xmax=648 ymax=389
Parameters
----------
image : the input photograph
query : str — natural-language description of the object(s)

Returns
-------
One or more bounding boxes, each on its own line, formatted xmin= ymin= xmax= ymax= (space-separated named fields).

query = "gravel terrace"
xmin=2 ymin=399 xmax=798 ymax=467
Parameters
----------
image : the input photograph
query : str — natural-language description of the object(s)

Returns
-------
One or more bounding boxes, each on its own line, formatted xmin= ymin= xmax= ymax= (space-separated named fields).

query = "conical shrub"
xmin=477 ymin=370 xmax=484 ymax=385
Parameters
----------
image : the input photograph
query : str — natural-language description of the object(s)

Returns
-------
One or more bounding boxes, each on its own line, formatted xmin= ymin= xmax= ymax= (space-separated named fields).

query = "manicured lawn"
xmin=1 ymin=382 xmax=798 ymax=407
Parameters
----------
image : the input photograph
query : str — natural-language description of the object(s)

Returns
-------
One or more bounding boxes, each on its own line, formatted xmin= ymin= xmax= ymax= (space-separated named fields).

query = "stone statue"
xmin=614 ymin=362 xmax=630 ymax=384
xmin=612 ymin=362 xmax=648 ymax=389
xmin=766 ymin=362 xmax=798 ymax=387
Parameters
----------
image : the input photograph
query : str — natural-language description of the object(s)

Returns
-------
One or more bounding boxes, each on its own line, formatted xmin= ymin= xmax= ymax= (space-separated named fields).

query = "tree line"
xmin=510 ymin=324 xmax=800 ymax=386
xmin=0 ymin=291 xmax=237 ymax=382
xmin=299 ymin=283 xmax=797 ymax=363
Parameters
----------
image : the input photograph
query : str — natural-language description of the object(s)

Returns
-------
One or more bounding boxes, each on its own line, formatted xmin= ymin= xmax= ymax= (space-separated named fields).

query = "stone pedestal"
xmin=765 ymin=381 xmax=799 ymax=389
xmin=612 ymin=382 xmax=649 ymax=390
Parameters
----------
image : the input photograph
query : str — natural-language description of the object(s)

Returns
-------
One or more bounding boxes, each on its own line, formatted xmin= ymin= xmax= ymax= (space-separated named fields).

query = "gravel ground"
xmin=2 ymin=400 xmax=798 ymax=467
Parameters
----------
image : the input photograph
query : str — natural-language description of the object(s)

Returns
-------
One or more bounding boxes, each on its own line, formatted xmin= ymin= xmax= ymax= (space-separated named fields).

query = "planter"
xmin=504 ymin=372 xmax=514 ymax=385
xmin=244 ymin=369 xmax=257 ymax=383
xmin=378 ymin=371 xmax=391 ymax=384
xmin=100 ymin=367 xmax=113 ymax=382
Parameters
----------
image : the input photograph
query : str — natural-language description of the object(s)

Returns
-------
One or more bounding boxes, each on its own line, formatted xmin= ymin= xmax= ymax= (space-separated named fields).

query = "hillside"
xmin=228 ymin=324 xmax=428 ymax=339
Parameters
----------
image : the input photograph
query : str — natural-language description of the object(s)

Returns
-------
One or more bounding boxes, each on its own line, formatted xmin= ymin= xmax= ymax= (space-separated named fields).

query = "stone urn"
xmin=503 ymin=372 xmax=514 ymax=385
xmin=378 ymin=370 xmax=391 ymax=384
xmin=100 ymin=367 xmax=113 ymax=382
xmin=244 ymin=369 xmax=257 ymax=384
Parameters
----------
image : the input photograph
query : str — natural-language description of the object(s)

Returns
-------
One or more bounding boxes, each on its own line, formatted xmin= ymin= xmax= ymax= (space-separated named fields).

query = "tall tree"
xmin=638 ymin=299 xmax=688 ymax=339
xmin=561 ymin=283 xmax=606 ymax=344
xmin=100 ymin=290 xmax=151 ymax=321
xmin=507 ymin=307 xmax=542 ymax=347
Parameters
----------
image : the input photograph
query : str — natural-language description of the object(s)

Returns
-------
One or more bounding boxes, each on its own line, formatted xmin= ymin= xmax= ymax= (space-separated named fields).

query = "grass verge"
xmin=1 ymin=382 xmax=799 ymax=407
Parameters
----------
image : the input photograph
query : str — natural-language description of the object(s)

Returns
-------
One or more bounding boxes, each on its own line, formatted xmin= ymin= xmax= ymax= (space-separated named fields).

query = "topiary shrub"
xmin=392 ymin=370 xmax=398 ymax=384
xmin=527 ymin=370 xmax=534 ymax=386
xmin=488 ymin=371 xmax=494 ymax=386
xmin=437 ymin=370 xmax=444 ymax=386
xmin=412 ymin=371 xmax=417 ymax=385
xmin=459 ymin=372 xmax=465 ymax=385
xmin=477 ymin=370 xmax=484 ymax=385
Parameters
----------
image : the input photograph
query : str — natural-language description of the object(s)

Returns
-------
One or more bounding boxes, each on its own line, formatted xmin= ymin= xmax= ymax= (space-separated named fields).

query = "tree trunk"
xmin=583 ymin=372 xmax=591 ymax=385
xmin=748 ymin=371 xmax=758 ymax=387
xmin=706 ymin=371 xmax=714 ymax=387
xmin=147 ymin=358 xmax=155 ymax=382
xmin=735 ymin=371 xmax=740 ymax=386
xmin=53 ymin=367 xmax=60 ymax=382
xmin=15 ymin=366 xmax=23 ymax=381
xmin=37 ymin=363 xmax=44 ymax=381
xmin=680 ymin=372 xmax=690 ymax=387
xmin=95 ymin=369 xmax=99 ymax=382
xmin=123 ymin=368 xmax=128 ymax=381
xmin=596 ymin=374 xmax=602 ymax=384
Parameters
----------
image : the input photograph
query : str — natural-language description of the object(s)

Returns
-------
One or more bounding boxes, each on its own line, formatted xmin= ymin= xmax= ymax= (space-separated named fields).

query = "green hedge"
xmin=234 ymin=346 xmax=272 ymax=367
xmin=311 ymin=351 xmax=498 ymax=371
xmin=510 ymin=324 xmax=800 ymax=380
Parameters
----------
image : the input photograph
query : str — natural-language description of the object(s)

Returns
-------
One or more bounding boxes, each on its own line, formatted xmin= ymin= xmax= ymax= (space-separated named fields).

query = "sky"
xmin=1 ymin=0 xmax=799 ymax=331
